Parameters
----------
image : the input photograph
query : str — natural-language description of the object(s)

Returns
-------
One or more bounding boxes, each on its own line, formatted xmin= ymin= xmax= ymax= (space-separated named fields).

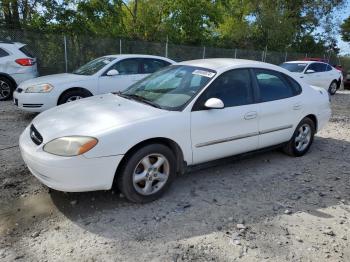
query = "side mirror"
xmin=204 ymin=98 xmax=224 ymax=109
xmin=106 ymin=69 xmax=119 ymax=76
xmin=305 ymin=69 xmax=315 ymax=74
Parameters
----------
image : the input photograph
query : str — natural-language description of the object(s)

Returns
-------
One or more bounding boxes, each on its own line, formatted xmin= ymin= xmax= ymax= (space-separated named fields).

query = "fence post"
xmin=119 ymin=39 xmax=122 ymax=54
xmin=202 ymin=46 xmax=206 ymax=59
xmin=234 ymin=48 xmax=237 ymax=59
xmin=165 ymin=36 xmax=168 ymax=58
xmin=261 ymin=50 xmax=264 ymax=62
xmin=284 ymin=51 xmax=287 ymax=62
xmin=64 ymin=35 xmax=68 ymax=73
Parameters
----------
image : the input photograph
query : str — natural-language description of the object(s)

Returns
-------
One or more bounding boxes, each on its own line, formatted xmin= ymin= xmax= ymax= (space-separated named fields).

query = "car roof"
xmin=284 ymin=60 xmax=329 ymax=65
xmin=104 ymin=54 xmax=175 ymax=62
xmin=0 ymin=41 xmax=25 ymax=48
xmin=177 ymin=58 xmax=284 ymax=72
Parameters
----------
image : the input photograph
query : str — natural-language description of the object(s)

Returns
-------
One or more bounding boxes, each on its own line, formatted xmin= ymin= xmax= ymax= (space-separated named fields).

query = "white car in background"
xmin=19 ymin=59 xmax=331 ymax=203
xmin=13 ymin=54 xmax=175 ymax=112
xmin=280 ymin=61 xmax=342 ymax=95
xmin=0 ymin=40 xmax=38 ymax=101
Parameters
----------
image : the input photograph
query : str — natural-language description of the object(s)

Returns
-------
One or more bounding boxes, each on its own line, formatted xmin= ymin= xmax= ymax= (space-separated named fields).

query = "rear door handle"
xmin=293 ymin=103 xmax=302 ymax=110
xmin=244 ymin=111 xmax=257 ymax=120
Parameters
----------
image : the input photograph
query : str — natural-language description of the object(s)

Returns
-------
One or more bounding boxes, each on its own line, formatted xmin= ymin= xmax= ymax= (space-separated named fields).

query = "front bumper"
xmin=19 ymin=126 xmax=123 ymax=192
xmin=13 ymin=91 xmax=56 ymax=112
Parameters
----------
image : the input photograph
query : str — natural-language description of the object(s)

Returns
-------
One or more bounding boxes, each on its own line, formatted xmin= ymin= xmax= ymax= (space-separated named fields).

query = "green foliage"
xmin=341 ymin=16 xmax=350 ymax=43
xmin=0 ymin=0 xmax=346 ymax=54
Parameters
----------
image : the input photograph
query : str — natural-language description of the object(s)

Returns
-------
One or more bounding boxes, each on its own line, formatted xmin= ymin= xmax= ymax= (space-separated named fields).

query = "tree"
xmin=341 ymin=16 xmax=350 ymax=43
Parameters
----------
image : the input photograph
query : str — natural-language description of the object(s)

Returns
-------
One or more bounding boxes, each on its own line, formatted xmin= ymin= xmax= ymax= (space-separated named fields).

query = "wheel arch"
xmin=336 ymin=78 xmax=341 ymax=88
xmin=57 ymin=87 xmax=93 ymax=105
xmin=0 ymin=73 xmax=17 ymax=88
xmin=113 ymin=137 xmax=186 ymax=186
xmin=304 ymin=114 xmax=318 ymax=132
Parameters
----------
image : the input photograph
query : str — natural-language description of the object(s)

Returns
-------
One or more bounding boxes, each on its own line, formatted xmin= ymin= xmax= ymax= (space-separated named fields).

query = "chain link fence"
xmin=0 ymin=28 xmax=347 ymax=76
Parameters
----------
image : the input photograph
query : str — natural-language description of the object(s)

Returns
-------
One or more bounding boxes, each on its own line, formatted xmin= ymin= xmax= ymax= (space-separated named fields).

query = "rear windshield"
xmin=19 ymin=46 xmax=34 ymax=58
xmin=280 ymin=63 xmax=307 ymax=73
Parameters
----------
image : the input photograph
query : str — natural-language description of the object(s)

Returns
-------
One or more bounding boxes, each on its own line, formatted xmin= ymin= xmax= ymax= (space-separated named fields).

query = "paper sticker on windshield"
xmin=192 ymin=70 xmax=215 ymax=78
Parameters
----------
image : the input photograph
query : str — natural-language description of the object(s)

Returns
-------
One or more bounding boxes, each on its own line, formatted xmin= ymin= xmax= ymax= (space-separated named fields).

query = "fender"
xmin=0 ymin=72 xmax=17 ymax=87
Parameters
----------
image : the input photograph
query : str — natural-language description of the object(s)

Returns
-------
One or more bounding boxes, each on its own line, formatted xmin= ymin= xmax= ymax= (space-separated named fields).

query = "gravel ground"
xmin=0 ymin=91 xmax=349 ymax=262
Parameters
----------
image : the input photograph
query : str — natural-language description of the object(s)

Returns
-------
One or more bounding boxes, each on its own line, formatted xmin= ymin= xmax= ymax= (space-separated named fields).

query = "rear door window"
xmin=307 ymin=63 xmax=327 ymax=73
xmin=254 ymin=69 xmax=295 ymax=102
xmin=111 ymin=58 xmax=143 ymax=75
xmin=142 ymin=58 xmax=171 ymax=74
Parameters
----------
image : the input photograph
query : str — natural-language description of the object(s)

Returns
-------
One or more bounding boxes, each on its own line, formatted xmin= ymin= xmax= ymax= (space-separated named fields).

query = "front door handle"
xmin=244 ymin=111 xmax=257 ymax=120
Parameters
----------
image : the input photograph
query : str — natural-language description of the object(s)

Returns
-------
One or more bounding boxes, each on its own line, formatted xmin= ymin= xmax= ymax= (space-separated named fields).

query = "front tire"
xmin=0 ymin=77 xmax=15 ymax=101
xmin=117 ymin=144 xmax=177 ymax=203
xmin=328 ymin=80 xmax=338 ymax=95
xmin=58 ymin=89 xmax=91 ymax=105
xmin=283 ymin=117 xmax=315 ymax=157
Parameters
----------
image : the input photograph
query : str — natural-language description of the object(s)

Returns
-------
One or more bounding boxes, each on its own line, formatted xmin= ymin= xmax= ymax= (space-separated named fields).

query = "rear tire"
xmin=283 ymin=117 xmax=315 ymax=157
xmin=0 ymin=77 xmax=15 ymax=101
xmin=328 ymin=80 xmax=338 ymax=95
xmin=58 ymin=89 xmax=91 ymax=105
xmin=117 ymin=144 xmax=177 ymax=203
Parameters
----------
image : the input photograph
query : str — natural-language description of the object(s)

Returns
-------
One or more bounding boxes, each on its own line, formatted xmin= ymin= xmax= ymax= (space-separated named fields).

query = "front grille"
xmin=30 ymin=125 xmax=43 ymax=145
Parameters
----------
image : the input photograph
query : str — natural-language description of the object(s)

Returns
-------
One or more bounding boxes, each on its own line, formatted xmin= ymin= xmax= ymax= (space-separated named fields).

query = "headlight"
xmin=25 ymin=83 xmax=54 ymax=93
xmin=43 ymin=136 xmax=98 ymax=157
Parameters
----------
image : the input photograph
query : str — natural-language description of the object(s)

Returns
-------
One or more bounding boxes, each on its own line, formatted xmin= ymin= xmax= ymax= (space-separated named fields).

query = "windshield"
xmin=121 ymin=65 xmax=216 ymax=111
xmin=73 ymin=57 xmax=115 ymax=75
xmin=280 ymin=63 xmax=307 ymax=73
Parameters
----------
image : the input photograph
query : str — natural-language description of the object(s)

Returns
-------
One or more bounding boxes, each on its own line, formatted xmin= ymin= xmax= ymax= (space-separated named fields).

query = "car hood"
xmin=31 ymin=93 xmax=167 ymax=142
xmin=18 ymin=73 xmax=92 ymax=88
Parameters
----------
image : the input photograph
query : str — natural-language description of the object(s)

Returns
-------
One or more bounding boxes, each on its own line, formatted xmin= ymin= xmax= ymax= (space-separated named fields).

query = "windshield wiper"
xmin=116 ymin=92 xmax=162 ymax=109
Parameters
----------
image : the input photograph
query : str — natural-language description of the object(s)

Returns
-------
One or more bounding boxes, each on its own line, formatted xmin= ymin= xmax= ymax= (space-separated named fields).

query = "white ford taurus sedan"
xmin=13 ymin=54 xmax=174 ymax=112
xmin=19 ymin=59 xmax=331 ymax=203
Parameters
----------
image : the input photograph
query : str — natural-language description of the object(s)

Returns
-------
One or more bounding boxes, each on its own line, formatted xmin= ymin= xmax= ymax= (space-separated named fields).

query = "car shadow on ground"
xmin=46 ymin=135 xmax=350 ymax=243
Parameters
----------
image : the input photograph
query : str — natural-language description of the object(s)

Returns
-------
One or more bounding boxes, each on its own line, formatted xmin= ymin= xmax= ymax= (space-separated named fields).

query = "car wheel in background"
xmin=117 ymin=144 xmax=177 ymax=203
xmin=58 ymin=89 xmax=91 ymax=105
xmin=283 ymin=117 xmax=315 ymax=157
xmin=328 ymin=80 xmax=338 ymax=95
xmin=0 ymin=77 xmax=15 ymax=101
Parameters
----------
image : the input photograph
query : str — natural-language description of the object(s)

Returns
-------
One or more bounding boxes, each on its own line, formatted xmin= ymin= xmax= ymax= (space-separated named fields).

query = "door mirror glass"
xmin=305 ymin=69 xmax=315 ymax=74
xmin=204 ymin=98 xmax=224 ymax=109
xmin=106 ymin=69 xmax=119 ymax=76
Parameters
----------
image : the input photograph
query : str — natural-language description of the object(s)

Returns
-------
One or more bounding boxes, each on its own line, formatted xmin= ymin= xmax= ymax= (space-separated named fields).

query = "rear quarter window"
xmin=283 ymin=74 xmax=302 ymax=95
xmin=0 ymin=48 xmax=9 ymax=57
xmin=19 ymin=46 xmax=34 ymax=58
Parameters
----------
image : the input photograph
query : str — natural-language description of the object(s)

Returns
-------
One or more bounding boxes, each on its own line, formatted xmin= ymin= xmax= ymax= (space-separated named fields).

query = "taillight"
xmin=15 ymin=58 xmax=35 ymax=66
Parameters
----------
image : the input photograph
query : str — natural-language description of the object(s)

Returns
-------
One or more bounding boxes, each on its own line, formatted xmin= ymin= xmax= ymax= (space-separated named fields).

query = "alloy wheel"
xmin=330 ymin=82 xmax=337 ymax=94
xmin=132 ymin=154 xmax=170 ymax=196
xmin=0 ymin=80 xmax=11 ymax=100
xmin=66 ymin=95 xmax=83 ymax=102
xmin=295 ymin=123 xmax=312 ymax=152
